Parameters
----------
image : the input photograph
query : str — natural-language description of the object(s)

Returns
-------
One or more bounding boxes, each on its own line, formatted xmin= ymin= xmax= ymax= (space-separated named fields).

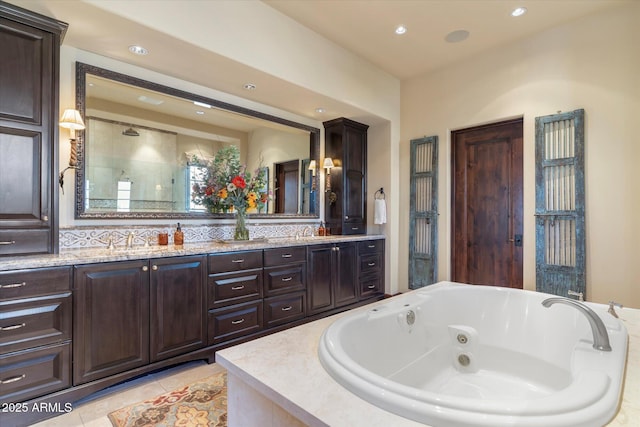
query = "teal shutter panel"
xmin=535 ymin=109 xmax=586 ymax=298
xmin=409 ymin=136 xmax=438 ymax=289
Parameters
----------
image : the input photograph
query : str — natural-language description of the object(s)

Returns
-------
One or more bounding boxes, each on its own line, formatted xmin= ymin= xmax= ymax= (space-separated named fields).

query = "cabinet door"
xmin=73 ymin=261 xmax=150 ymax=385
xmin=334 ymin=242 xmax=358 ymax=307
xmin=0 ymin=13 xmax=64 ymax=255
xmin=150 ymin=256 xmax=206 ymax=362
xmin=343 ymin=126 xmax=366 ymax=230
xmin=307 ymin=244 xmax=334 ymax=315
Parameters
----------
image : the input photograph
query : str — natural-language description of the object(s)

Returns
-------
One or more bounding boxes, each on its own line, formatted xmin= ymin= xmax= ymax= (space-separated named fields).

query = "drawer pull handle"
xmin=1 ymin=374 xmax=26 ymax=384
xmin=368 ymin=244 xmax=376 ymax=248
xmin=231 ymin=285 xmax=245 ymax=291
xmin=281 ymin=277 xmax=293 ymax=282
xmin=0 ymin=240 xmax=16 ymax=245
xmin=352 ymin=227 xmax=359 ymax=230
xmin=231 ymin=259 xmax=244 ymax=263
xmin=0 ymin=281 xmax=26 ymax=289
xmin=281 ymin=306 xmax=293 ymax=311
xmin=281 ymin=254 xmax=292 ymax=258
xmin=231 ymin=318 xmax=245 ymax=325
xmin=367 ymin=262 xmax=376 ymax=267
xmin=367 ymin=285 xmax=377 ymax=289
xmin=0 ymin=323 xmax=26 ymax=331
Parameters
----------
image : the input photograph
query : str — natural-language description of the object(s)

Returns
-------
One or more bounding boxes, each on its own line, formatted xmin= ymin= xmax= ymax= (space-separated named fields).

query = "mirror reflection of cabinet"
xmin=0 ymin=4 xmax=67 ymax=255
xmin=323 ymin=118 xmax=369 ymax=235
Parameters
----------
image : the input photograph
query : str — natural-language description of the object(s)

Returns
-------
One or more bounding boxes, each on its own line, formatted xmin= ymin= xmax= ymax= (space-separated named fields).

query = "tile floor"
xmin=29 ymin=361 xmax=224 ymax=427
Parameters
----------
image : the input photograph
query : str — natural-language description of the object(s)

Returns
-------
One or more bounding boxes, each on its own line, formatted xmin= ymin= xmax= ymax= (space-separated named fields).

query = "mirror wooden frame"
xmin=74 ymin=62 xmax=320 ymax=219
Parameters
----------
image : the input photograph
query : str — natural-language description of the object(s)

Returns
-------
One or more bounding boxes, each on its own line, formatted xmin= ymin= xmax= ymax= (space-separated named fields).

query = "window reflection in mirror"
xmin=75 ymin=63 xmax=320 ymax=219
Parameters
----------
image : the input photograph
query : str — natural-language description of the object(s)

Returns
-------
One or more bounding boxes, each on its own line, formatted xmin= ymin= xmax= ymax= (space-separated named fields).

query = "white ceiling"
xmin=264 ymin=0 xmax=630 ymax=80
xmin=6 ymin=0 xmax=630 ymax=122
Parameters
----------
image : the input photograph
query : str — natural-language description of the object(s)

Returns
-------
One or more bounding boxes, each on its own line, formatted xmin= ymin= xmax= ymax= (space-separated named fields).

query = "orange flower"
xmin=217 ymin=188 xmax=228 ymax=199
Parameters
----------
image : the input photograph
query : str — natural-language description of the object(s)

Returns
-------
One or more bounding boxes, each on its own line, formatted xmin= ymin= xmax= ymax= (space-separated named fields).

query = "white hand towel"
xmin=374 ymin=199 xmax=387 ymax=225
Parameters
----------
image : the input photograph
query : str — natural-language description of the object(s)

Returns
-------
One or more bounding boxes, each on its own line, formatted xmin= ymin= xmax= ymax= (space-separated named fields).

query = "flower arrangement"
xmin=191 ymin=145 xmax=268 ymax=239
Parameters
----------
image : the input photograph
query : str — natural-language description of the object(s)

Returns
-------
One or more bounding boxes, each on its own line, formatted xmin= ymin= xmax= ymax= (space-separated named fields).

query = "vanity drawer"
xmin=0 ymin=294 xmax=72 ymax=354
xmin=208 ymin=301 xmax=263 ymax=345
xmin=360 ymin=275 xmax=383 ymax=298
xmin=0 ymin=342 xmax=71 ymax=404
xmin=357 ymin=239 xmax=384 ymax=255
xmin=0 ymin=230 xmax=50 ymax=257
xmin=0 ymin=267 xmax=71 ymax=301
xmin=359 ymin=253 xmax=382 ymax=276
xmin=263 ymin=264 xmax=305 ymax=296
xmin=208 ymin=270 xmax=263 ymax=309
xmin=264 ymin=292 xmax=305 ymax=328
xmin=208 ymin=250 xmax=263 ymax=274
xmin=264 ymin=246 xmax=306 ymax=267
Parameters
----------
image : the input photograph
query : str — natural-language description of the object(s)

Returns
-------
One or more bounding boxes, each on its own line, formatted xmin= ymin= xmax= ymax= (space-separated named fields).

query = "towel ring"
xmin=374 ymin=187 xmax=385 ymax=200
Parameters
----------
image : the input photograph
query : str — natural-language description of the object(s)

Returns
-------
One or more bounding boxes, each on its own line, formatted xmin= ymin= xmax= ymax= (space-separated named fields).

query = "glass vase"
xmin=234 ymin=209 xmax=250 ymax=240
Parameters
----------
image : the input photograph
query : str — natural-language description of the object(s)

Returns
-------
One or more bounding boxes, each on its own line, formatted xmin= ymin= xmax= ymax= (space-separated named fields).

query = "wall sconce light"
xmin=323 ymin=158 xmax=334 ymax=191
xmin=308 ymin=159 xmax=317 ymax=191
xmin=58 ymin=108 xmax=86 ymax=193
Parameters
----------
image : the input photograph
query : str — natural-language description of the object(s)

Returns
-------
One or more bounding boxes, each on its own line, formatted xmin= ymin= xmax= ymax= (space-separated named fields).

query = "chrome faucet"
xmin=541 ymin=297 xmax=612 ymax=351
xmin=302 ymin=225 xmax=315 ymax=238
xmin=126 ymin=232 xmax=136 ymax=249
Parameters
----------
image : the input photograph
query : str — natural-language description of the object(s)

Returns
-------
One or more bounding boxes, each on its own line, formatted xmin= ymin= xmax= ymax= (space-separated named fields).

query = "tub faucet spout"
xmin=541 ymin=297 xmax=612 ymax=351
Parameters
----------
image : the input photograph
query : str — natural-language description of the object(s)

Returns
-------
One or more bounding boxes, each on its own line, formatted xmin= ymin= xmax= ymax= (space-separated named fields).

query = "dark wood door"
xmin=150 ymin=255 xmax=206 ymax=362
xmin=452 ymin=119 xmax=523 ymax=288
xmin=334 ymin=242 xmax=358 ymax=307
xmin=274 ymin=160 xmax=299 ymax=214
xmin=307 ymin=244 xmax=334 ymax=315
xmin=73 ymin=260 xmax=150 ymax=384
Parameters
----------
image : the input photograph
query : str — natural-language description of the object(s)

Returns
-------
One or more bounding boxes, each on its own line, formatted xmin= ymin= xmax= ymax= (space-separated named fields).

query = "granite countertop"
xmin=216 ymin=295 xmax=640 ymax=427
xmin=0 ymin=234 xmax=384 ymax=272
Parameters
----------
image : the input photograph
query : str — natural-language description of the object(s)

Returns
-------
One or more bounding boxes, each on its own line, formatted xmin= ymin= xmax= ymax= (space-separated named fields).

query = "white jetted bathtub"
xmin=319 ymin=282 xmax=628 ymax=427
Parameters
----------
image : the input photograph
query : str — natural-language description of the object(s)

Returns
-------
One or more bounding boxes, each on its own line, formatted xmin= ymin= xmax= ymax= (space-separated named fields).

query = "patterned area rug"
xmin=108 ymin=371 xmax=227 ymax=427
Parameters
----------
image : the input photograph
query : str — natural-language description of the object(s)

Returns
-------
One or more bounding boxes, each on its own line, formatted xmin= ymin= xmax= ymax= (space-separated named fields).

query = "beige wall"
xmin=400 ymin=3 xmax=640 ymax=307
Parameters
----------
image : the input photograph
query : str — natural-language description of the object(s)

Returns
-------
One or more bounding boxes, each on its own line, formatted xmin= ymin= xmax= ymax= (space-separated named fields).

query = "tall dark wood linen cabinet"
xmin=323 ymin=118 xmax=369 ymax=235
xmin=0 ymin=2 xmax=67 ymax=255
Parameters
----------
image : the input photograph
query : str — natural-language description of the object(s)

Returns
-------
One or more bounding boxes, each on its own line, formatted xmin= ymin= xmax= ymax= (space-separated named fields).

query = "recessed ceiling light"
xmin=138 ymin=95 xmax=163 ymax=105
xmin=315 ymin=107 xmax=325 ymax=113
xmin=511 ymin=7 xmax=528 ymax=17
xmin=195 ymin=111 xmax=205 ymax=115
xmin=243 ymin=83 xmax=257 ymax=90
xmin=395 ymin=25 xmax=407 ymax=35
xmin=445 ymin=30 xmax=470 ymax=43
xmin=128 ymin=45 xmax=148 ymax=55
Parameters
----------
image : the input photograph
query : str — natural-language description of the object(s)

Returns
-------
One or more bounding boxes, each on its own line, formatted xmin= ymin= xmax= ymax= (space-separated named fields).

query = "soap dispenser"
xmin=174 ymin=223 xmax=184 ymax=246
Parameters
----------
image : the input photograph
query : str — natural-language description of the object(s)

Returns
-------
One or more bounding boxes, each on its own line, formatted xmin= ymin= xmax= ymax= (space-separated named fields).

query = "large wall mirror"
xmin=74 ymin=62 xmax=320 ymax=219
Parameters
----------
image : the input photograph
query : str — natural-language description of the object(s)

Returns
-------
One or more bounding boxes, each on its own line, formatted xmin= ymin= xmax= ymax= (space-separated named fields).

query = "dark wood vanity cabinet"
xmin=324 ymin=118 xmax=369 ymax=235
xmin=0 ymin=4 xmax=67 ymax=256
xmin=73 ymin=256 xmax=206 ymax=384
xmin=307 ymin=242 xmax=358 ymax=315
xmin=0 ymin=267 xmax=72 ymax=404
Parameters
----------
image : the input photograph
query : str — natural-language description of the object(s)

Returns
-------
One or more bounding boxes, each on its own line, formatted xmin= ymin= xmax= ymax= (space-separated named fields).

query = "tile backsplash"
xmin=60 ymin=221 xmax=318 ymax=250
